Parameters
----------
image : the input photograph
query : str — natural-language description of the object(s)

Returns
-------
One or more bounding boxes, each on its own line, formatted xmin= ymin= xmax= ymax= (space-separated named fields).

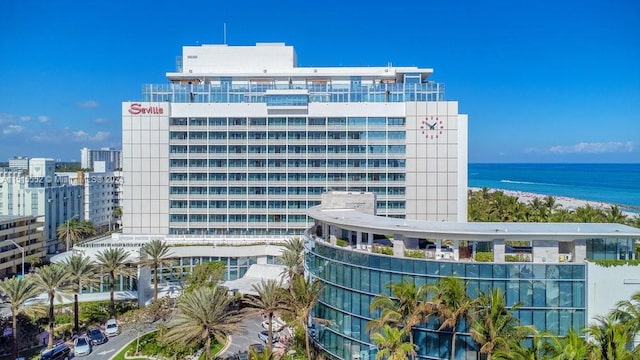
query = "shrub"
xmin=505 ymin=254 xmax=530 ymax=262
xmin=404 ymin=250 xmax=425 ymax=259
xmin=335 ymin=238 xmax=348 ymax=247
xmin=373 ymin=246 xmax=394 ymax=256
xmin=474 ymin=252 xmax=494 ymax=262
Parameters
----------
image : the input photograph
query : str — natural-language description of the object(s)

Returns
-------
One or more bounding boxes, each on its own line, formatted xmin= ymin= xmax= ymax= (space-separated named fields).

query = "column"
xmin=356 ymin=231 xmax=362 ymax=249
xmin=493 ymin=239 xmax=505 ymax=262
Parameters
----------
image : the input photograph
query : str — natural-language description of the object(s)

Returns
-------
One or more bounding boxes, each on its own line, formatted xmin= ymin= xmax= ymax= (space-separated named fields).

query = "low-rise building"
xmin=0 ymin=215 xmax=45 ymax=277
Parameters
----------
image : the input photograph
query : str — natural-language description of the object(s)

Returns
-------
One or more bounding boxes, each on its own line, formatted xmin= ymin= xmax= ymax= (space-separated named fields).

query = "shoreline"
xmin=469 ymin=187 xmax=639 ymax=216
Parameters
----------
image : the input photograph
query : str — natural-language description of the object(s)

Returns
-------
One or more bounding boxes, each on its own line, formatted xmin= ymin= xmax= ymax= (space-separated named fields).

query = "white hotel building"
xmin=122 ymin=42 xmax=468 ymax=236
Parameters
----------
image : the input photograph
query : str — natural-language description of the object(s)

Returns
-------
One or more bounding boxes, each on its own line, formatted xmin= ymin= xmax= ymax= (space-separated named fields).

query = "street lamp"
xmin=65 ymin=214 xmax=79 ymax=252
xmin=9 ymin=240 xmax=25 ymax=278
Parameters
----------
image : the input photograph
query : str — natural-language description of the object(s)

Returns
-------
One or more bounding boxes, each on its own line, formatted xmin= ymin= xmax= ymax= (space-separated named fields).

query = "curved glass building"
xmin=304 ymin=192 xmax=640 ymax=360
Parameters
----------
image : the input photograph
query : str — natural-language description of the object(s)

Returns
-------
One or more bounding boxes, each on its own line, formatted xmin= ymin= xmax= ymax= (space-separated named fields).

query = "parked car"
xmin=73 ymin=336 xmax=92 ymax=356
xmin=258 ymin=330 xmax=279 ymax=343
xmin=88 ymin=327 xmax=108 ymax=345
xmin=39 ymin=344 xmax=71 ymax=360
xmin=236 ymin=351 xmax=249 ymax=360
xmin=104 ymin=318 xmax=120 ymax=337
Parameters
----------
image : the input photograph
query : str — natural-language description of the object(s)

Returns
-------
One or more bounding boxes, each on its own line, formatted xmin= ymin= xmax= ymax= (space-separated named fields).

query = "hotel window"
xmin=308 ymin=131 xmax=325 ymax=139
xmin=170 ymin=118 xmax=187 ymax=126
xmin=249 ymin=118 xmax=266 ymax=126
xmin=249 ymin=187 xmax=266 ymax=195
xmin=228 ymin=159 xmax=247 ymax=167
xmin=288 ymin=131 xmax=306 ymax=140
xmin=268 ymin=117 xmax=286 ymax=126
xmin=229 ymin=201 xmax=247 ymax=208
xmin=249 ymin=173 xmax=266 ymax=181
xmin=388 ymin=159 xmax=406 ymax=167
xmin=209 ymin=200 xmax=227 ymax=208
xmin=268 ymin=173 xmax=286 ymax=181
xmin=347 ymin=117 xmax=366 ymax=126
xmin=288 ymin=117 xmax=306 ymax=126
xmin=268 ymin=131 xmax=286 ymax=139
xmin=189 ymin=145 xmax=207 ymax=153
xmin=249 ymin=131 xmax=266 ymax=140
xmin=249 ymin=201 xmax=266 ymax=209
xmin=328 ymin=131 xmax=346 ymax=139
xmin=209 ymin=132 xmax=227 ymax=139
xmin=170 ymin=200 xmax=187 ymax=208
xmin=189 ymin=187 xmax=207 ymax=195
xmin=229 ymin=131 xmax=246 ymax=139
xmin=170 ymin=145 xmax=187 ymax=153
xmin=208 ymin=187 xmax=227 ymax=195
xmin=268 ymin=145 xmax=286 ymax=154
xmin=387 ymin=117 xmax=406 ymax=126
xmin=208 ymin=159 xmax=227 ymax=167
xmin=268 ymin=187 xmax=287 ymax=195
xmin=170 ymin=173 xmax=187 ymax=181
xmin=328 ymin=117 xmax=346 ymax=126
xmin=209 ymin=145 xmax=227 ymax=153
xmin=268 ymin=159 xmax=286 ymax=167
xmin=269 ymin=201 xmax=286 ymax=209
xmin=170 ymin=131 xmax=187 ymax=140
xmin=308 ymin=117 xmax=326 ymax=126
xmin=170 ymin=159 xmax=187 ymax=167
xmin=188 ymin=117 xmax=207 ymax=126
xmin=230 ymin=117 xmax=247 ymax=126
xmin=189 ymin=200 xmax=207 ymax=208
xmin=229 ymin=214 xmax=247 ymax=222
xmin=170 ymin=186 xmax=187 ymax=194
xmin=229 ymin=173 xmax=246 ymax=181
xmin=170 ymin=214 xmax=187 ymax=222
xmin=209 ymin=117 xmax=227 ymax=126
xmin=188 ymin=173 xmax=207 ymax=181
xmin=249 ymin=215 xmax=266 ymax=222
xmin=229 ymin=187 xmax=247 ymax=195
xmin=248 ymin=145 xmax=266 ymax=154
xmin=189 ymin=132 xmax=207 ymax=140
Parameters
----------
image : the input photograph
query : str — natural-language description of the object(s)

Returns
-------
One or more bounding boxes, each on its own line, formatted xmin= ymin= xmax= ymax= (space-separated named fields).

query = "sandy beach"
xmin=469 ymin=187 xmax=637 ymax=217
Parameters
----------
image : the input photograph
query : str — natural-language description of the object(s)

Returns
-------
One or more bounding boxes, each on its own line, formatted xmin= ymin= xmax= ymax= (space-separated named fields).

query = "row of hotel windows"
xmin=169 ymin=201 xmax=406 ymax=211
xmin=169 ymin=214 xmax=310 ymax=222
xmin=171 ymin=172 xmax=406 ymax=183
xmin=168 ymin=228 xmax=306 ymax=235
xmin=169 ymin=116 xmax=406 ymax=127
xmin=170 ymin=159 xmax=405 ymax=168
xmin=170 ymin=144 xmax=406 ymax=154
xmin=170 ymin=131 xmax=405 ymax=141
xmin=169 ymin=184 xmax=406 ymax=195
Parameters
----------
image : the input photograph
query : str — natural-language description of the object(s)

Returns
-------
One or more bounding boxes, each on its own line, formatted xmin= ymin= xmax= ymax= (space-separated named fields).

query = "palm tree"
xmin=61 ymin=253 xmax=97 ymax=334
xmin=368 ymin=278 xmax=433 ymax=354
xmin=140 ymin=239 xmax=174 ymax=302
xmin=56 ymin=217 xmax=96 ymax=251
xmin=605 ymin=205 xmax=628 ymax=224
xmin=285 ymin=274 xmax=324 ymax=360
xmin=163 ymin=286 xmax=244 ymax=360
xmin=470 ymin=288 xmax=528 ymax=360
xmin=244 ymin=279 xmax=288 ymax=353
xmin=0 ymin=276 xmax=40 ymax=360
xmin=112 ymin=206 xmax=123 ymax=229
xmin=432 ymin=276 xmax=477 ymax=360
xmin=371 ymin=324 xmax=417 ymax=360
xmin=279 ymin=237 xmax=305 ymax=283
xmin=544 ymin=329 xmax=592 ymax=360
xmin=95 ymin=247 xmax=137 ymax=318
xmin=585 ymin=315 xmax=638 ymax=360
xmin=32 ymin=264 xmax=70 ymax=349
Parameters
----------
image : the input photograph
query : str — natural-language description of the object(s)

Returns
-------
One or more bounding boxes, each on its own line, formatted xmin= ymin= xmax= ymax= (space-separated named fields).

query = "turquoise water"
xmin=468 ymin=163 xmax=640 ymax=210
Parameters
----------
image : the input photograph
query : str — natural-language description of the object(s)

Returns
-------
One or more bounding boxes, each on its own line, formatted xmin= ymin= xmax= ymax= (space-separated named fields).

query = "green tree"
xmin=543 ymin=329 xmax=592 ymax=360
xmin=368 ymin=278 xmax=432 ymax=355
xmin=162 ymin=286 xmax=243 ymax=360
xmin=95 ymin=247 xmax=137 ymax=318
xmin=140 ymin=239 xmax=175 ymax=302
xmin=185 ymin=261 xmax=226 ymax=293
xmin=585 ymin=315 xmax=639 ymax=360
xmin=471 ymin=288 xmax=528 ymax=360
xmin=432 ymin=276 xmax=477 ymax=360
xmin=32 ymin=264 xmax=71 ymax=348
xmin=61 ymin=253 xmax=97 ymax=334
xmin=605 ymin=205 xmax=628 ymax=224
xmin=245 ymin=279 xmax=288 ymax=353
xmin=371 ymin=324 xmax=417 ymax=360
xmin=56 ymin=217 xmax=96 ymax=251
xmin=0 ymin=276 xmax=40 ymax=360
xmin=284 ymin=274 xmax=324 ymax=360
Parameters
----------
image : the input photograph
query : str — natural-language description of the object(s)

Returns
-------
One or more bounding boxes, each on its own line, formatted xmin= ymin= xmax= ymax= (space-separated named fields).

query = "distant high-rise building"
xmin=122 ymin=43 xmax=468 ymax=235
xmin=8 ymin=156 xmax=29 ymax=171
xmin=0 ymin=215 xmax=45 ymax=277
xmin=80 ymin=147 xmax=122 ymax=171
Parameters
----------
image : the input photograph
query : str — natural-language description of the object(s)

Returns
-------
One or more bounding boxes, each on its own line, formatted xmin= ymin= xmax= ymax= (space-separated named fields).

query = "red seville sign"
xmin=128 ymin=103 xmax=164 ymax=115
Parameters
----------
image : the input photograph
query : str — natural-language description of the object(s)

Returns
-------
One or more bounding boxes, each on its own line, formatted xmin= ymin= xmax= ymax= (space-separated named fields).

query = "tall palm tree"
xmin=61 ymin=253 xmax=97 ymax=334
xmin=544 ymin=329 xmax=592 ymax=360
xmin=0 ymin=276 xmax=40 ymax=360
xmin=432 ymin=276 xmax=477 ymax=360
xmin=279 ymin=237 xmax=305 ymax=283
xmin=140 ymin=239 xmax=174 ymax=302
xmin=371 ymin=324 xmax=417 ymax=360
xmin=245 ymin=279 xmax=288 ymax=353
xmin=95 ymin=247 xmax=137 ymax=318
xmin=611 ymin=291 xmax=640 ymax=339
xmin=285 ymin=274 xmax=324 ymax=360
xmin=368 ymin=278 xmax=433 ymax=354
xmin=471 ymin=288 xmax=528 ymax=360
xmin=32 ymin=264 xmax=71 ymax=349
xmin=56 ymin=217 xmax=96 ymax=251
xmin=163 ymin=286 xmax=244 ymax=360
xmin=585 ymin=315 xmax=638 ymax=360
xmin=605 ymin=205 xmax=628 ymax=224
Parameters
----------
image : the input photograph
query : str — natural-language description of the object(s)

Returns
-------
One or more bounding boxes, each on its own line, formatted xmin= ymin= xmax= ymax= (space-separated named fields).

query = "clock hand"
xmin=428 ymin=122 xmax=437 ymax=130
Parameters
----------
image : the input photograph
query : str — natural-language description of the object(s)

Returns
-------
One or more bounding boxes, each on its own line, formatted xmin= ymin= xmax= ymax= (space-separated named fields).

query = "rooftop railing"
xmin=142 ymin=82 xmax=445 ymax=104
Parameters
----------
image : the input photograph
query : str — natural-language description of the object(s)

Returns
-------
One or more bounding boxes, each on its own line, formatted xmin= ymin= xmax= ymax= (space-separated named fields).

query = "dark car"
xmin=88 ymin=327 xmax=108 ymax=345
xmin=39 ymin=344 xmax=71 ymax=360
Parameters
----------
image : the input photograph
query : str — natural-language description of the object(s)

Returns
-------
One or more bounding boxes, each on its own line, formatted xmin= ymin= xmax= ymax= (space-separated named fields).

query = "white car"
xmin=104 ymin=319 xmax=120 ymax=337
xmin=73 ymin=336 xmax=92 ymax=356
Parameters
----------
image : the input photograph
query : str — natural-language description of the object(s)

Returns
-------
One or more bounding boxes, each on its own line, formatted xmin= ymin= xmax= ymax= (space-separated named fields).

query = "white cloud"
xmin=2 ymin=124 xmax=24 ymax=135
xmin=0 ymin=113 xmax=15 ymax=124
xmin=548 ymin=141 xmax=634 ymax=154
xmin=37 ymin=115 xmax=50 ymax=123
xmin=94 ymin=118 xmax=108 ymax=124
xmin=77 ymin=100 xmax=100 ymax=108
xmin=71 ymin=130 xmax=110 ymax=142
xmin=20 ymin=116 xmax=31 ymax=122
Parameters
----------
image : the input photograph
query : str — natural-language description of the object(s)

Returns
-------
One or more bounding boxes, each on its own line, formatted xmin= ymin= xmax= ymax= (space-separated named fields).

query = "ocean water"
xmin=468 ymin=163 xmax=640 ymax=210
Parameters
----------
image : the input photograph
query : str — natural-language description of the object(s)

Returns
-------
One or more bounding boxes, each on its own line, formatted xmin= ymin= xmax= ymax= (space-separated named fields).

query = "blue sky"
xmin=1 ymin=0 xmax=638 ymax=163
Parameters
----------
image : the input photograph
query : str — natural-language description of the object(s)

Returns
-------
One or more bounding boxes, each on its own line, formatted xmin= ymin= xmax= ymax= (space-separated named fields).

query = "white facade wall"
xmin=8 ymin=157 xmax=29 ymax=170
xmin=63 ymin=171 xmax=123 ymax=231
xmin=586 ymin=261 xmax=640 ymax=324
xmin=81 ymin=147 xmax=122 ymax=171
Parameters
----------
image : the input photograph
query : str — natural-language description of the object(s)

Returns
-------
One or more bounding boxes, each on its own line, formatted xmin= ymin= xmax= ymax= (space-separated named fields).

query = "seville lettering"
xmin=128 ymin=103 xmax=164 ymax=115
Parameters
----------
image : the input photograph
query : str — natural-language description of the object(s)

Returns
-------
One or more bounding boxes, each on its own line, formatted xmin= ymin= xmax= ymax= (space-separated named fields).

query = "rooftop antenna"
xmin=223 ymin=23 xmax=227 ymax=44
